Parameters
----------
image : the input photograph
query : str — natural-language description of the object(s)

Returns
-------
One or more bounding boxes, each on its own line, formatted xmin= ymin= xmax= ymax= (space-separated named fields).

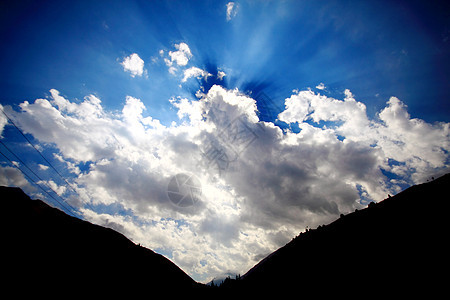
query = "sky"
xmin=0 ymin=0 xmax=449 ymax=283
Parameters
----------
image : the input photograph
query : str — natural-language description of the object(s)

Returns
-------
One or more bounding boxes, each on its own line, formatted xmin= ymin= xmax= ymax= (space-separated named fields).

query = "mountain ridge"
xmin=232 ymin=173 xmax=449 ymax=295
xmin=0 ymin=186 xmax=201 ymax=296
xmin=1 ymin=173 xmax=448 ymax=296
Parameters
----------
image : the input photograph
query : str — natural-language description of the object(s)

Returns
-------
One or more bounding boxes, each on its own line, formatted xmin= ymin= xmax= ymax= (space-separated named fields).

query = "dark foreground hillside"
xmin=222 ymin=174 xmax=449 ymax=296
xmin=0 ymin=186 xmax=200 ymax=296
xmin=1 ymin=174 xmax=448 ymax=297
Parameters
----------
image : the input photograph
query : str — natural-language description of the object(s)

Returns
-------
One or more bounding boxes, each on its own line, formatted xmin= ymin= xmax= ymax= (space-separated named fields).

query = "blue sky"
xmin=1 ymin=0 xmax=449 ymax=283
xmin=2 ymin=0 xmax=449 ymax=122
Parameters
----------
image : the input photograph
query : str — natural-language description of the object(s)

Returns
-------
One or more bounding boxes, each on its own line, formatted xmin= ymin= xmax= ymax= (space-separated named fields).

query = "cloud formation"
xmin=182 ymin=67 xmax=212 ymax=82
xmin=226 ymin=2 xmax=238 ymax=21
xmin=121 ymin=53 xmax=146 ymax=77
xmin=0 ymin=104 xmax=8 ymax=137
xmin=278 ymin=89 xmax=449 ymax=184
xmin=315 ymin=82 xmax=326 ymax=90
xmin=164 ymin=43 xmax=192 ymax=68
xmin=161 ymin=42 xmax=196 ymax=76
xmin=160 ymin=43 xmax=213 ymax=86
xmin=0 ymin=165 xmax=35 ymax=194
xmin=2 ymin=85 xmax=448 ymax=282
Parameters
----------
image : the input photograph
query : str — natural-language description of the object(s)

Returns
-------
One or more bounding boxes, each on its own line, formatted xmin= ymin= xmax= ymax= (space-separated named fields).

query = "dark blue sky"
xmin=1 ymin=0 xmax=449 ymax=123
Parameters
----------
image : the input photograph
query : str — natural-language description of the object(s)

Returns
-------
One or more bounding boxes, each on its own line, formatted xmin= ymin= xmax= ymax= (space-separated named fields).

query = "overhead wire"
xmin=0 ymin=107 xmax=96 ymax=213
xmin=1 ymin=109 xmax=79 ymax=192
xmin=0 ymin=147 xmax=78 ymax=218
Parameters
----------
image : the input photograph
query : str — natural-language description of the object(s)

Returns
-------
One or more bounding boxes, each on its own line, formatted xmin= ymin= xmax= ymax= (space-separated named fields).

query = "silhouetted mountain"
xmin=238 ymin=174 xmax=449 ymax=296
xmin=0 ymin=186 xmax=201 ymax=296
xmin=2 ymin=174 xmax=448 ymax=296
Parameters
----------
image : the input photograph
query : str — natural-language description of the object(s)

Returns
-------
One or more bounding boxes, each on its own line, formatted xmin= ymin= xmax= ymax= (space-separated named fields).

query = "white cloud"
xmin=161 ymin=43 xmax=194 ymax=77
xmin=38 ymin=164 xmax=49 ymax=171
xmin=278 ymin=89 xmax=449 ymax=184
xmin=38 ymin=179 xmax=67 ymax=196
xmin=121 ymin=53 xmax=146 ymax=77
xmin=278 ymin=91 xmax=311 ymax=123
xmin=0 ymin=165 xmax=35 ymax=194
xmin=168 ymin=66 xmax=177 ymax=75
xmin=316 ymin=82 xmax=326 ymax=90
xmin=182 ymin=67 xmax=212 ymax=83
xmin=0 ymin=104 xmax=8 ymax=138
xmin=226 ymin=2 xmax=238 ymax=21
xmin=13 ymin=89 xmax=117 ymax=162
xmin=165 ymin=43 xmax=192 ymax=67
xmin=7 ymin=86 xmax=449 ymax=283
xmin=217 ymin=70 xmax=226 ymax=80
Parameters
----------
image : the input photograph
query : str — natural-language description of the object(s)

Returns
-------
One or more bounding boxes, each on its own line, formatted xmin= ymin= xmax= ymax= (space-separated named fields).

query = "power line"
xmin=1 ymin=108 xmax=76 ymax=190
xmin=0 ymin=148 xmax=78 ymax=218
xmin=1 ymin=107 xmax=95 ymax=212
xmin=0 ymin=141 xmax=78 ymax=216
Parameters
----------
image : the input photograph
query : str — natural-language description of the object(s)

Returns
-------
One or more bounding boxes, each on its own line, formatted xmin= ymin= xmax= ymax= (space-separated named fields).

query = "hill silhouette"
xmin=0 ymin=186 xmax=200 ymax=296
xmin=232 ymin=173 xmax=448 ymax=295
xmin=1 ymin=174 xmax=448 ymax=296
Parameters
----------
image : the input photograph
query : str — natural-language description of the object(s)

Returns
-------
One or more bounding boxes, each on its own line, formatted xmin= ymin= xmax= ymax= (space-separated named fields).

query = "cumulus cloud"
xmin=161 ymin=43 xmax=194 ymax=77
xmin=6 ymin=85 xmax=449 ymax=282
xmin=217 ymin=70 xmax=226 ymax=80
xmin=121 ymin=53 xmax=146 ymax=77
xmin=38 ymin=164 xmax=49 ymax=171
xmin=37 ymin=179 xmax=67 ymax=196
xmin=0 ymin=165 xmax=36 ymax=195
xmin=279 ymin=89 xmax=449 ymax=184
xmin=182 ymin=67 xmax=212 ymax=83
xmin=316 ymin=82 xmax=326 ymax=90
xmin=164 ymin=43 xmax=192 ymax=68
xmin=226 ymin=2 xmax=238 ymax=21
xmin=12 ymin=89 xmax=116 ymax=162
